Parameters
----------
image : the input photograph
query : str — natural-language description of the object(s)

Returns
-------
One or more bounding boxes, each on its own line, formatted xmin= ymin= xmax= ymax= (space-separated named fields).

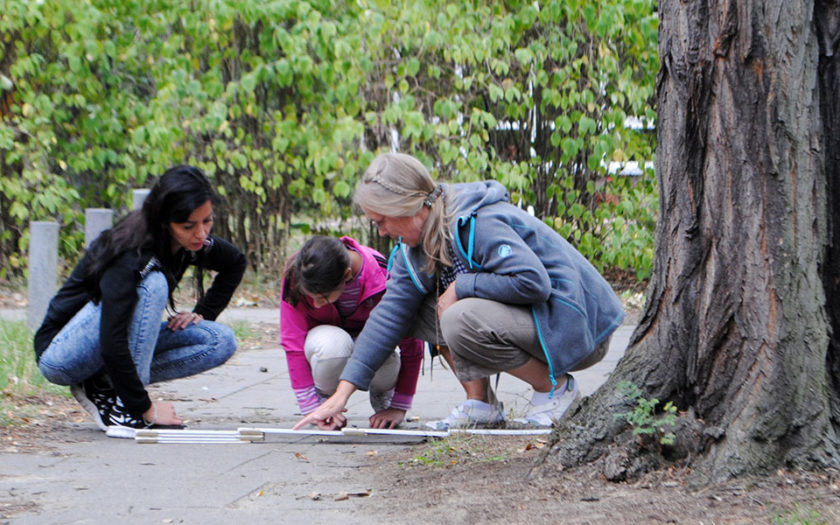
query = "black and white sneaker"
xmin=107 ymin=396 xmax=148 ymax=428
xmin=70 ymin=375 xmax=117 ymax=431
xmin=72 ymin=375 xmax=185 ymax=436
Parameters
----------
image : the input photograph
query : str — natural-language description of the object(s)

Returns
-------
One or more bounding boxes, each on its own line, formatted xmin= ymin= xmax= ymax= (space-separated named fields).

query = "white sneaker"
xmin=515 ymin=375 xmax=580 ymax=427
xmin=425 ymin=399 xmax=504 ymax=430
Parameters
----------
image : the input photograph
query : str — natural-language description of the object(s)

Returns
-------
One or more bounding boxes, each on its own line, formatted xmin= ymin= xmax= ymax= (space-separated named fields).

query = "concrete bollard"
xmin=84 ymin=208 xmax=114 ymax=248
xmin=27 ymin=221 xmax=60 ymax=332
xmin=132 ymin=188 xmax=150 ymax=211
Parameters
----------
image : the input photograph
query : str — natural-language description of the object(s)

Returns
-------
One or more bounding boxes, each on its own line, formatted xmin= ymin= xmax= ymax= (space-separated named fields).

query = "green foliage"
xmin=771 ymin=504 xmax=832 ymax=525
xmin=1 ymin=0 xmax=658 ymax=280
xmin=613 ymin=381 xmax=678 ymax=446
xmin=0 ymin=319 xmax=67 ymax=427
xmin=0 ymin=320 xmax=64 ymax=395
xmin=403 ymin=434 xmax=510 ymax=468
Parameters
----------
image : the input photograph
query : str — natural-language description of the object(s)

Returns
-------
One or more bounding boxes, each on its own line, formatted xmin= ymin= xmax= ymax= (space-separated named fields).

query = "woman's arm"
xmin=98 ymin=256 xmax=153 ymax=418
xmin=293 ymin=380 xmax=356 ymax=430
xmin=193 ymin=236 xmax=247 ymax=319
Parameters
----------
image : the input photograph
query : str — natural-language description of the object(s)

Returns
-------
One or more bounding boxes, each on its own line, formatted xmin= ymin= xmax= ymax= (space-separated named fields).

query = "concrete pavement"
xmin=0 ymin=308 xmax=634 ymax=524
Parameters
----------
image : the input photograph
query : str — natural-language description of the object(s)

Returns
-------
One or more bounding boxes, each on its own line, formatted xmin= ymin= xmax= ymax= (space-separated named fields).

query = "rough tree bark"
xmin=535 ymin=0 xmax=840 ymax=484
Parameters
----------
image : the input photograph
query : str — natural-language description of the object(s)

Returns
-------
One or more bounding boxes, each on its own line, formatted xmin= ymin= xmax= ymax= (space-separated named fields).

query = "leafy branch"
xmin=613 ymin=381 xmax=678 ymax=446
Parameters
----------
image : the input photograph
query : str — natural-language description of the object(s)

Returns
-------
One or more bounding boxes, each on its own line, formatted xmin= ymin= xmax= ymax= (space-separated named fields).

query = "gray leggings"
xmin=410 ymin=296 xmax=609 ymax=382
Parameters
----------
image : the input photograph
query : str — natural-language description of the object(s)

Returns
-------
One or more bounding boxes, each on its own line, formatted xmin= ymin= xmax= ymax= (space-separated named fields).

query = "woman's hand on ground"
xmin=294 ymin=398 xmax=347 ymax=430
xmin=369 ymin=408 xmax=406 ymax=429
xmin=293 ymin=381 xmax=357 ymax=430
xmin=167 ymin=311 xmax=202 ymax=331
xmin=144 ymin=401 xmax=183 ymax=426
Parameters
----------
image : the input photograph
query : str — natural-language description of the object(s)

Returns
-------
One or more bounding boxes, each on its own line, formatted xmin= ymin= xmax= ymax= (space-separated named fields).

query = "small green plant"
xmin=771 ymin=503 xmax=831 ymax=525
xmin=229 ymin=320 xmax=255 ymax=343
xmin=613 ymin=381 xmax=677 ymax=446
xmin=402 ymin=435 xmax=509 ymax=468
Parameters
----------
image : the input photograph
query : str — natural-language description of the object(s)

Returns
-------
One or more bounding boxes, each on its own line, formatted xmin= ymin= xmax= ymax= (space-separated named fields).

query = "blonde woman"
xmin=294 ymin=152 xmax=624 ymax=430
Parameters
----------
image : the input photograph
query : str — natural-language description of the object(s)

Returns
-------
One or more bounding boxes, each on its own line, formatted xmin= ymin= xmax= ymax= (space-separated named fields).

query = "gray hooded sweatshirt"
xmin=340 ymin=181 xmax=625 ymax=394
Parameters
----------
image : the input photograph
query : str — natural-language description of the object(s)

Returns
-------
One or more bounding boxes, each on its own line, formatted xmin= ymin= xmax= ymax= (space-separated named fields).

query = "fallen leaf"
xmin=334 ymin=490 xmax=371 ymax=501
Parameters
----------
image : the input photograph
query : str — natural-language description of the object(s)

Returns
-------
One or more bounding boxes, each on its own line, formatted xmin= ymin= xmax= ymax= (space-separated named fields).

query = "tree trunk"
xmin=536 ymin=0 xmax=840 ymax=484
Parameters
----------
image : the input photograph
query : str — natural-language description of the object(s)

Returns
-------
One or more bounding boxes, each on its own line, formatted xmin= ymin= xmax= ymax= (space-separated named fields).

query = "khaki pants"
xmin=410 ymin=297 xmax=609 ymax=383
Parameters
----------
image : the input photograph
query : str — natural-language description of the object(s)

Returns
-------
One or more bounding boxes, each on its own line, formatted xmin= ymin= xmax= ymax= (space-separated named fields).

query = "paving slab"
xmin=0 ymin=308 xmax=634 ymax=523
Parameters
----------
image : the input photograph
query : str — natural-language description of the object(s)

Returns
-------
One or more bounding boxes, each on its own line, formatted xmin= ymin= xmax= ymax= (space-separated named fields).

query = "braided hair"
xmin=354 ymin=153 xmax=454 ymax=273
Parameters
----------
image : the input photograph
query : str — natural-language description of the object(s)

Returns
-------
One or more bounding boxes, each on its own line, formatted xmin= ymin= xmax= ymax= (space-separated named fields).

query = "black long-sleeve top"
xmin=34 ymin=235 xmax=246 ymax=417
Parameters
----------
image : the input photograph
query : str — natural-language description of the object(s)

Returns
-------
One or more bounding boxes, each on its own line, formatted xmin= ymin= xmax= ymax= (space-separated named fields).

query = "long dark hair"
xmin=282 ymin=236 xmax=350 ymax=307
xmin=84 ymin=165 xmax=219 ymax=307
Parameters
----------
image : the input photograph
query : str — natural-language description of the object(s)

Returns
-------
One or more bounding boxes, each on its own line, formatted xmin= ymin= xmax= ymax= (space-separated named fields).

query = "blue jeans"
xmin=38 ymin=271 xmax=237 ymax=386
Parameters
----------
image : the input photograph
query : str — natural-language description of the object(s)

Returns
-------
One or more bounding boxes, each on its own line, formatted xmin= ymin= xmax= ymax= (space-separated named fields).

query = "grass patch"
xmin=228 ymin=319 xmax=255 ymax=342
xmin=0 ymin=320 xmax=68 ymax=426
xmin=402 ymin=434 xmax=512 ymax=468
xmin=0 ymin=320 xmax=64 ymax=396
xmin=771 ymin=504 xmax=834 ymax=525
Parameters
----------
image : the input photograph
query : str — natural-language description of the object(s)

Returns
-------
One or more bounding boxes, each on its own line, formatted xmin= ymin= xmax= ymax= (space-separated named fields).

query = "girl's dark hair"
xmin=84 ymin=165 xmax=219 ymax=307
xmin=282 ymin=236 xmax=350 ymax=306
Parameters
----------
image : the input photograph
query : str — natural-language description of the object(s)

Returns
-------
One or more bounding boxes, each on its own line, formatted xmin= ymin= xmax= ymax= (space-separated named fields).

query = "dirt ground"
xmin=4 ymin=402 xmax=840 ymax=524
xmin=362 ymin=436 xmax=840 ymax=524
xmin=5 ymin=283 xmax=840 ymax=523
xmin=5 ymin=391 xmax=840 ymax=523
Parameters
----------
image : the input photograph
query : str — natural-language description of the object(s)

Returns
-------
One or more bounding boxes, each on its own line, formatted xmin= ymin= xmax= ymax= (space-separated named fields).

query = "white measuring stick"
xmin=134 ymin=429 xmax=253 ymax=444
xmin=125 ymin=426 xmax=553 ymax=444
xmin=450 ymin=428 xmax=552 ymax=436
xmin=136 ymin=436 xmax=243 ymax=441
xmin=238 ymin=427 xmax=343 ymax=438
xmin=239 ymin=427 xmax=550 ymax=438
xmin=136 ymin=429 xmax=240 ymax=437
xmin=239 ymin=427 xmax=450 ymax=439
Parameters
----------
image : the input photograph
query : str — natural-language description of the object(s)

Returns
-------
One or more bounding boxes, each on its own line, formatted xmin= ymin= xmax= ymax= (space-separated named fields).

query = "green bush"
xmin=1 ymin=0 xmax=658 ymax=280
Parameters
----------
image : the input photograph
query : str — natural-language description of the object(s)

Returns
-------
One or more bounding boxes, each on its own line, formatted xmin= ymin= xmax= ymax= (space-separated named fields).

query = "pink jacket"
xmin=280 ymin=236 xmax=424 ymax=414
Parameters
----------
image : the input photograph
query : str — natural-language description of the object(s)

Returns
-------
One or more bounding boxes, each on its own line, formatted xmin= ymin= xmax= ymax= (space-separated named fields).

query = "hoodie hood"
xmin=452 ymin=181 xmax=510 ymax=217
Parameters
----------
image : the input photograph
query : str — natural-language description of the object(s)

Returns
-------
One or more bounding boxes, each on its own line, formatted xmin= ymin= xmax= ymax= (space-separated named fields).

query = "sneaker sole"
xmin=106 ymin=426 xmax=137 ymax=439
xmin=70 ymin=384 xmax=107 ymax=432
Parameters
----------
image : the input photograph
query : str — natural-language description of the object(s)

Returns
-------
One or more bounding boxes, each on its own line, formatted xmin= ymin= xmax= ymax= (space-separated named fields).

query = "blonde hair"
xmin=354 ymin=153 xmax=454 ymax=273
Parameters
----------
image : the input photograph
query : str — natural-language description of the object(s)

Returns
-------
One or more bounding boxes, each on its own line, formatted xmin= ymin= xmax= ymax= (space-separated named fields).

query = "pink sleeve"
xmin=280 ymin=288 xmax=320 ymax=413
xmin=390 ymin=337 xmax=425 ymax=411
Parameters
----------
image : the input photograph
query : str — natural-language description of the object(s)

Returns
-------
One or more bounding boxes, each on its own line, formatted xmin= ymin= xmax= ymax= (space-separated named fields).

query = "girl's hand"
xmin=167 ymin=311 xmax=203 ymax=331
xmin=369 ymin=408 xmax=406 ymax=429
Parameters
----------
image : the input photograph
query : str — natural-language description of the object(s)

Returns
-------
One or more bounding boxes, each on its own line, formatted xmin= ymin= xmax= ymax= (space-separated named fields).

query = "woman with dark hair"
xmin=281 ymin=235 xmax=423 ymax=430
xmin=34 ymin=165 xmax=247 ymax=433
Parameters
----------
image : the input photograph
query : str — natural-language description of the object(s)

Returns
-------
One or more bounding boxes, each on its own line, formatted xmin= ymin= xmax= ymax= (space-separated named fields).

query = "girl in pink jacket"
xmin=280 ymin=236 xmax=424 ymax=429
